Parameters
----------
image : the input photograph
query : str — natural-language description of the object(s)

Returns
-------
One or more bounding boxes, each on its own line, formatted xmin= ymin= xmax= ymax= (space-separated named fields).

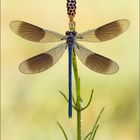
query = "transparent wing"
xmin=19 ymin=43 xmax=67 ymax=74
xmin=76 ymin=19 xmax=130 ymax=42
xmin=74 ymin=42 xmax=119 ymax=74
xmin=10 ymin=20 xmax=65 ymax=43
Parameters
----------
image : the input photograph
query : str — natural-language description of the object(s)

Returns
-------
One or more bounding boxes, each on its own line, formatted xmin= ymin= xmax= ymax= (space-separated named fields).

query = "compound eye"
xmin=72 ymin=31 xmax=77 ymax=36
xmin=65 ymin=31 xmax=70 ymax=36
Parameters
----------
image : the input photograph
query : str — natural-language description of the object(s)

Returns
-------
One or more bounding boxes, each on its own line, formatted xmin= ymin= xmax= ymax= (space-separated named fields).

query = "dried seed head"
xmin=66 ymin=0 xmax=76 ymax=20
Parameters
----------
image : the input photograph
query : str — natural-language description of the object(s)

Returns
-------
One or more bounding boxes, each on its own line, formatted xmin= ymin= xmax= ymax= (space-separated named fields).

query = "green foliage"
xmin=57 ymin=49 xmax=104 ymax=140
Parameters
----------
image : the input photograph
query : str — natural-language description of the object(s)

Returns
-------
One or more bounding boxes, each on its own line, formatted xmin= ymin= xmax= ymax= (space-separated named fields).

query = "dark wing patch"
xmin=19 ymin=43 xmax=67 ymax=74
xmin=19 ymin=53 xmax=53 ymax=74
xmin=76 ymin=19 xmax=130 ymax=42
xmin=74 ymin=42 xmax=119 ymax=74
xmin=95 ymin=19 xmax=130 ymax=41
xmin=10 ymin=20 xmax=65 ymax=43
xmin=85 ymin=54 xmax=118 ymax=74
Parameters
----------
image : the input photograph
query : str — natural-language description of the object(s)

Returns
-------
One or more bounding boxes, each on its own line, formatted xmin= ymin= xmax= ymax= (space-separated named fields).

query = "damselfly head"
xmin=65 ymin=31 xmax=77 ymax=36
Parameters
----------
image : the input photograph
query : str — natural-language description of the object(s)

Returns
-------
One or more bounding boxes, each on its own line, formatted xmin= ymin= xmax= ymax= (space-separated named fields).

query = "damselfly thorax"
xmin=66 ymin=31 xmax=77 ymax=45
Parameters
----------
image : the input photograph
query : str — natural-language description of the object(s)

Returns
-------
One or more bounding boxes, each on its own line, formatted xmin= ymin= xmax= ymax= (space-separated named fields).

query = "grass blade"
xmin=83 ymin=132 xmax=92 ymax=140
xmin=57 ymin=122 xmax=68 ymax=140
xmin=81 ymin=89 xmax=94 ymax=111
xmin=91 ymin=125 xmax=99 ymax=140
xmin=89 ymin=107 xmax=105 ymax=140
xmin=59 ymin=91 xmax=76 ymax=110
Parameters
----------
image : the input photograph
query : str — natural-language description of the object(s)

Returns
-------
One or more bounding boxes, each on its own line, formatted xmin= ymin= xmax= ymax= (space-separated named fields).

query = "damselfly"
xmin=10 ymin=19 xmax=130 ymax=117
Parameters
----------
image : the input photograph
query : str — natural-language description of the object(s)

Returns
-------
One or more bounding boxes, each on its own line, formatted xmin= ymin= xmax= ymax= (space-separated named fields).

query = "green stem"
xmin=72 ymin=49 xmax=81 ymax=140
xmin=72 ymin=49 xmax=80 ymax=96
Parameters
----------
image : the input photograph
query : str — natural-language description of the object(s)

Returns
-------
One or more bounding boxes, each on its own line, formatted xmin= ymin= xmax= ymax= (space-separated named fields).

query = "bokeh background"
xmin=1 ymin=0 xmax=139 ymax=140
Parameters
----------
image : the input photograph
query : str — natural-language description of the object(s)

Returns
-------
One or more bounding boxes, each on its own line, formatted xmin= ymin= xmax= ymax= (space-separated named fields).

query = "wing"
xmin=76 ymin=19 xmax=130 ymax=42
xmin=74 ymin=42 xmax=119 ymax=74
xmin=10 ymin=20 xmax=65 ymax=43
xmin=19 ymin=43 xmax=67 ymax=74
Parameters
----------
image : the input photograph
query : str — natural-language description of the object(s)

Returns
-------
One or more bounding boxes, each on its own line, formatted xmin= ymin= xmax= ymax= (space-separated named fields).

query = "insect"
xmin=10 ymin=18 xmax=130 ymax=117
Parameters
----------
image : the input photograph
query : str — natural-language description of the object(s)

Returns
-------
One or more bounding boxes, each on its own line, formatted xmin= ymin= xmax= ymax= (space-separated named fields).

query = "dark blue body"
xmin=66 ymin=33 xmax=75 ymax=118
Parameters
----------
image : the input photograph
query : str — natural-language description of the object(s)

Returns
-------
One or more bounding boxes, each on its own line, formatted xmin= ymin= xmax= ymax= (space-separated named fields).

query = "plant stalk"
xmin=72 ymin=49 xmax=81 ymax=140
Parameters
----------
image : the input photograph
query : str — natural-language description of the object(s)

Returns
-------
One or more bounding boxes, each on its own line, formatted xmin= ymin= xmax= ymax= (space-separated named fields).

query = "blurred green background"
xmin=1 ymin=0 xmax=139 ymax=140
